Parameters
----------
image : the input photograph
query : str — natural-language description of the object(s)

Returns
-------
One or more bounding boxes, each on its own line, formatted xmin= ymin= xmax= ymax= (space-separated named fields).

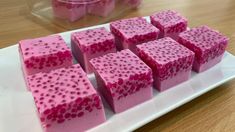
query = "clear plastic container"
xmin=26 ymin=0 xmax=142 ymax=29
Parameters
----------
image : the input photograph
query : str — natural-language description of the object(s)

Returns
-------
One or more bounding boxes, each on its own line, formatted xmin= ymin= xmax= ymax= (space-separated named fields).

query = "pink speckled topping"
xmin=90 ymin=49 xmax=153 ymax=111
xmin=137 ymin=37 xmax=194 ymax=80
xmin=19 ymin=35 xmax=73 ymax=77
xmin=150 ymin=10 xmax=187 ymax=33
xmin=90 ymin=49 xmax=152 ymax=84
xmin=19 ymin=35 xmax=71 ymax=60
xmin=28 ymin=64 xmax=103 ymax=128
xmin=179 ymin=25 xmax=228 ymax=51
xmin=72 ymin=27 xmax=115 ymax=53
xmin=178 ymin=25 xmax=229 ymax=64
xmin=110 ymin=17 xmax=159 ymax=44
xmin=151 ymin=10 xmax=187 ymax=28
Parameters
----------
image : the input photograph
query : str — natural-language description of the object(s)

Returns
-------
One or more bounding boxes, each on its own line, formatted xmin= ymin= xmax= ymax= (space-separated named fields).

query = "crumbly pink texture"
xmin=90 ymin=49 xmax=153 ymax=113
xmin=71 ymin=27 xmax=116 ymax=73
xmin=110 ymin=17 xmax=159 ymax=53
xmin=137 ymin=37 xmax=194 ymax=92
xmin=28 ymin=64 xmax=106 ymax=132
xmin=150 ymin=10 xmax=187 ymax=40
xmin=87 ymin=0 xmax=115 ymax=17
xmin=51 ymin=0 xmax=86 ymax=22
xmin=178 ymin=25 xmax=229 ymax=72
xmin=19 ymin=35 xmax=73 ymax=89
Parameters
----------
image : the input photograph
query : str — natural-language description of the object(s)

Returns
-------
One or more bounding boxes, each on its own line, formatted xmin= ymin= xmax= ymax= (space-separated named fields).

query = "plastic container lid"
xmin=57 ymin=0 xmax=101 ymax=4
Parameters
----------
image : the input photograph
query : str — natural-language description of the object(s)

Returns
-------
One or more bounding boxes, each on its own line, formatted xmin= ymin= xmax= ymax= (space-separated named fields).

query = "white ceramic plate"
xmin=1 ymin=17 xmax=235 ymax=132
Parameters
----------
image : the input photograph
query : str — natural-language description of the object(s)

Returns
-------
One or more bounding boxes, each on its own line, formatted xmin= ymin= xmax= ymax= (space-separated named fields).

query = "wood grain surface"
xmin=1 ymin=0 xmax=235 ymax=131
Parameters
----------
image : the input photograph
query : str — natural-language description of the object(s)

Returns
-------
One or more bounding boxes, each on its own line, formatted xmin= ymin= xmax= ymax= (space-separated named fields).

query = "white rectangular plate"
xmin=1 ymin=17 xmax=235 ymax=132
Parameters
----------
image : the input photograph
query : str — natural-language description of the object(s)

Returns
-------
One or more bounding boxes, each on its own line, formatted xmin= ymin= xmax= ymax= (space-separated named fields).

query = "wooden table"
xmin=1 ymin=0 xmax=235 ymax=131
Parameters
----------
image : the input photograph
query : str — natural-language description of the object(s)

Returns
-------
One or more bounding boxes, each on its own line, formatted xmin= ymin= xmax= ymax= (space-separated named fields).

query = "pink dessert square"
xmin=87 ymin=0 xmax=115 ymax=17
xmin=28 ymin=64 xmax=106 ymax=132
xmin=71 ymin=27 xmax=116 ymax=73
xmin=110 ymin=17 xmax=159 ymax=53
xmin=90 ymin=49 xmax=153 ymax=113
xmin=150 ymin=10 xmax=188 ymax=40
xmin=52 ymin=0 xmax=86 ymax=22
xmin=18 ymin=35 xmax=73 ymax=90
xmin=137 ymin=37 xmax=194 ymax=92
xmin=178 ymin=26 xmax=229 ymax=72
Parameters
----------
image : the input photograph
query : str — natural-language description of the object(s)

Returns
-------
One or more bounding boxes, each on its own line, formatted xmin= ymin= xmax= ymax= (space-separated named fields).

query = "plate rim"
xmin=1 ymin=17 xmax=235 ymax=132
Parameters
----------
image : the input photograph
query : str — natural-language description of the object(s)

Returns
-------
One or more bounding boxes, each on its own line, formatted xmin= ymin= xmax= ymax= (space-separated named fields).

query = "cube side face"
xmin=137 ymin=38 xmax=194 ymax=91
xmin=178 ymin=26 xmax=229 ymax=72
xmin=51 ymin=0 xmax=86 ymax=22
xmin=87 ymin=0 xmax=115 ymax=17
xmin=28 ymin=64 xmax=106 ymax=132
xmin=110 ymin=17 xmax=159 ymax=52
xmin=71 ymin=37 xmax=87 ymax=72
xmin=19 ymin=35 xmax=73 ymax=76
xmin=93 ymin=71 xmax=115 ymax=110
xmin=71 ymin=27 xmax=116 ymax=73
xmin=90 ymin=49 xmax=153 ymax=113
xmin=150 ymin=10 xmax=187 ymax=40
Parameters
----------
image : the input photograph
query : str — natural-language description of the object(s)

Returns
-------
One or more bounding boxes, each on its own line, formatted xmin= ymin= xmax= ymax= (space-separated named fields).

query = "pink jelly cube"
xmin=137 ymin=37 xmax=194 ymax=92
xmin=87 ymin=0 xmax=115 ymax=17
xmin=28 ymin=64 xmax=106 ymax=132
xmin=51 ymin=0 xmax=86 ymax=22
xmin=90 ymin=49 xmax=153 ymax=113
xmin=150 ymin=10 xmax=188 ymax=40
xmin=71 ymin=27 xmax=116 ymax=73
xmin=110 ymin=17 xmax=159 ymax=53
xmin=19 ymin=35 xmax=73 ymax=89
xmin=178 ymin=26 xmax=229 ymax=72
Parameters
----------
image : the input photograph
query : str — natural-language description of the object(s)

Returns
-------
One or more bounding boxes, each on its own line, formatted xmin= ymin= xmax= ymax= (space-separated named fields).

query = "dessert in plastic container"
xmin=26 ymin=0 xmax=143 ymax=29
xmin=51 ymin=0 xmax=87 ymax=22
xmin=87 ymin=0 xmax=116 ymax=17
